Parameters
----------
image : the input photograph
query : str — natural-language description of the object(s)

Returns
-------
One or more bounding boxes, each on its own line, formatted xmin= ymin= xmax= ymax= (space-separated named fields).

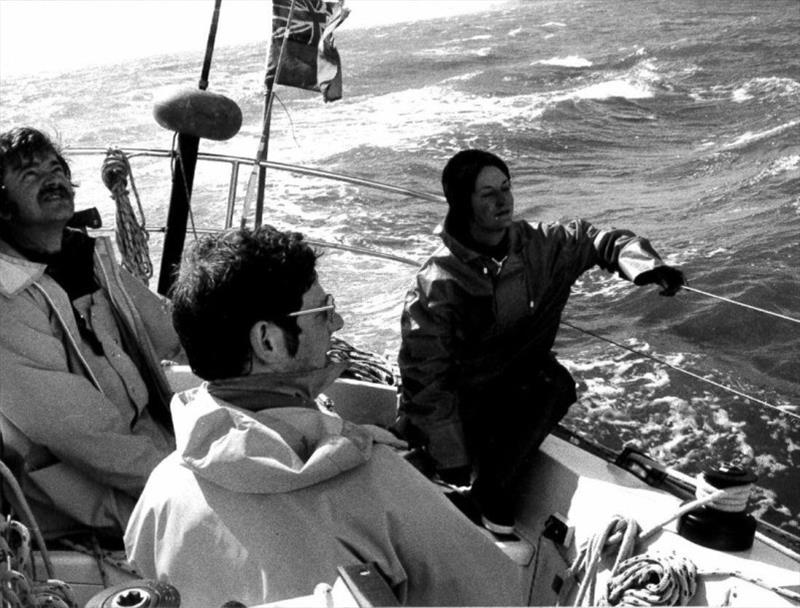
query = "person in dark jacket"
xmin=397 ymin=149 xmax=685 ymax=533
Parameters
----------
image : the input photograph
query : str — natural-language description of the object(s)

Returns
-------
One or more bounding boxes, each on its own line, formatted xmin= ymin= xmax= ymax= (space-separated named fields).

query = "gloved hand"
xmin=438 ymin=465 xmax=472 ymax=488
xmin=635 ymin=265 xmax=686 ymax=296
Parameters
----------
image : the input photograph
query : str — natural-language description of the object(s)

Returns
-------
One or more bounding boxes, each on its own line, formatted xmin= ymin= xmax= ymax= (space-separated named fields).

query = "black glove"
xmin=635 ymin=265 xmax=685 ymax=296
xmin=438 ymin=465 xmax=472 ymax=487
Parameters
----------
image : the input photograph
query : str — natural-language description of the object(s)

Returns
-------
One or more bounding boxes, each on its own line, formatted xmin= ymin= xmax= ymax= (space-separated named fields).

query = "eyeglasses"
xmin=286 ymin=294 xmax=336 ymax=323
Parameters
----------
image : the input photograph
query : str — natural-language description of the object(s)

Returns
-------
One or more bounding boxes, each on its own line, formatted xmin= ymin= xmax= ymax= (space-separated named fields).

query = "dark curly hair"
xmin=170 ymin=226 xmax=320 ymax=380
xmin=0 ymin=127 xmax=72 ymax=208
xmin=441 ymin=149 xmax=510 ymax=239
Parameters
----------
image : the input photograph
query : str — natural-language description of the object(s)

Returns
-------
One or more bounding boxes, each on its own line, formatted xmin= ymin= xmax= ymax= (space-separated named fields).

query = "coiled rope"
xmin=0 ymin=462 xmax=77 ymax=608
xmin=567 ymin=477 xmax=800 ymax=606
xmin=101 ymin=149 xmax=153 ymax=284
xmin=605 ymin=551 xmax=697 ymax=607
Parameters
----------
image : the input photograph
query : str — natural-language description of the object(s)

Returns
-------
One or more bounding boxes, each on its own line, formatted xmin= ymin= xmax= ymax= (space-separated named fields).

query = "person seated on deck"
xmin=124 ymin=226 xmax=524 ymax=608
xmin=0 ymin=127 xmax=178 ymax=543
xmin=396 ymin=148 xmax=686 ymax=535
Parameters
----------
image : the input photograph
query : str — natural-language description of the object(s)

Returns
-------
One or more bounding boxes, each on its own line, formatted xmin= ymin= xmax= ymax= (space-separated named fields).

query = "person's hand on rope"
xmin=635 ymin=265 xmax=686 ymax=296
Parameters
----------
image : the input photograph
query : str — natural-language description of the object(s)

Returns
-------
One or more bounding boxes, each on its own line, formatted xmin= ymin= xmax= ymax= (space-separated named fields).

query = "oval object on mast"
xmin=153 ymin=87 xmax=242 ymax=141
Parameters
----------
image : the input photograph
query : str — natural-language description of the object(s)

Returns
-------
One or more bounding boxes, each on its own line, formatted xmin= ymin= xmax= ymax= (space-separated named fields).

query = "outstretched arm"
xmin=552 ymin=219 xmax=685 ymax=294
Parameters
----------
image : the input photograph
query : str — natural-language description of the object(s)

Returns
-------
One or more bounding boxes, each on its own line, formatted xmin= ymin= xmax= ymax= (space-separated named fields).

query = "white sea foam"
xmin=748 ymin=155 xmax=800 ymax=186
xmin=732 ymin=77 xmax=800 ymax=103
xmin=441 ymin=71 xmax=484 ymax=83
xmin=721 ymin=119 xmax=800 ymax=151
xmin=571 ymin=79 xmax=653 ymax=100
xmin=534 ymin=55 xmax=593 ymax=68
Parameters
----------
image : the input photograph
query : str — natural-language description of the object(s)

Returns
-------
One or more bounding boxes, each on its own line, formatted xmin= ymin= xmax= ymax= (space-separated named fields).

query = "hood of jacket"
xmin=171 ymin=365 xmax=380 ymax=494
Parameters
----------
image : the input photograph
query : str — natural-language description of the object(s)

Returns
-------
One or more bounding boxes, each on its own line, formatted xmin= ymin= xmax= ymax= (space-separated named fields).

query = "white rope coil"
xmin=694 ymin=473 xmax=752 ymax=513
xmin=569 ymin=515 xmax=641 ymax=606
xmin=604 ymin=552 xmax=698 ymax=606
xmin=101 ymin=149 xmax=153 ymax=284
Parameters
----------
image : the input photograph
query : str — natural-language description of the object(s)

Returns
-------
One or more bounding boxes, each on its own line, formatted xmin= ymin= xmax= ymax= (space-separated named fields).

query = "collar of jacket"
xmin=0 ymin=236 xmax=47 ymax=297
xmin=207 ymin=360 xmax=348 ymax=412
xmin=435 ymin=216 xmax=523 ymax=266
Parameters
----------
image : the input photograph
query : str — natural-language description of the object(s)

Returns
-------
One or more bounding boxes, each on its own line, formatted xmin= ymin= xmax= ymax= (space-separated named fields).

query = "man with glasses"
xmin=125 ymin=226 xmax=524 ymax=607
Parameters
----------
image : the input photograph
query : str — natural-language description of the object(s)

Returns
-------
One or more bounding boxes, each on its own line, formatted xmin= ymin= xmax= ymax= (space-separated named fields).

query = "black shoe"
xmin=474 ymin=488 xmax=516 ymax=535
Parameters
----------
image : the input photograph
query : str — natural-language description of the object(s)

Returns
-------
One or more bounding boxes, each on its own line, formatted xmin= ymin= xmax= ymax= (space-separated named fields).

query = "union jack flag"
xmin=267 ymin=0 xmax=349 ymax=102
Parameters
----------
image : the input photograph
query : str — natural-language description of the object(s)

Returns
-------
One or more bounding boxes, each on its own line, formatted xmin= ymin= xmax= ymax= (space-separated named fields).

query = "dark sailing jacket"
xmin=398 ymin=217 xmax=667 ymax=470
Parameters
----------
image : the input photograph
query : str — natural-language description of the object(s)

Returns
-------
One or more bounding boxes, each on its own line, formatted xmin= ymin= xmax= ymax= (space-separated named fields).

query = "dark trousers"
xmin=462 ymin=357 xmax=576 ymax=511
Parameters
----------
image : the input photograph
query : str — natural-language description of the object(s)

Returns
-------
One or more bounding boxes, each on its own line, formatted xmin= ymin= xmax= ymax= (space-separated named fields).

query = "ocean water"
xmin=1 ymin=0 xmax=798 ymax=535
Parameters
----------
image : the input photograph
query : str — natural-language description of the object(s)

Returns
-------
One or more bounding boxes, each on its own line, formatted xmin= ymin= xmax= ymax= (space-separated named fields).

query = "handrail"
xmin=65 ymin=146 xmax=445 ymax=232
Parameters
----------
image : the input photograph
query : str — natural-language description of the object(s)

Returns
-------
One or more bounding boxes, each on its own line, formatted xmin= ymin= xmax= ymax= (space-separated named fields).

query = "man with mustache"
xmin=0 ymin=127 xmax=178 ymax=542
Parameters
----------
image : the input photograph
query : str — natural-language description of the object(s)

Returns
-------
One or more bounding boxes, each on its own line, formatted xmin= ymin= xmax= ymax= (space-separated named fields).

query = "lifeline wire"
xmin=683 ymin=285 xmax=800 ymax=325
xmin=559 ymin=320 xmax=800 ymax=423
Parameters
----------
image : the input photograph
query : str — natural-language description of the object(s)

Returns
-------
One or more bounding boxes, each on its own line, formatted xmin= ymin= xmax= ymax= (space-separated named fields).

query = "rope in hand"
xmin=101 ymin=149 xmax=153 ymax=284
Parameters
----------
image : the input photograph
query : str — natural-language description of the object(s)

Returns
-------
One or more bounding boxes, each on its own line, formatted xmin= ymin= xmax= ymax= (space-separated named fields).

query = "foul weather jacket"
xmin=125 ymin=368 xmax=524 ymax=607
xmin=398 ymin=218 xmax=668 ymax=471
xmin=0 ymin=233 xmax=177 ymax=538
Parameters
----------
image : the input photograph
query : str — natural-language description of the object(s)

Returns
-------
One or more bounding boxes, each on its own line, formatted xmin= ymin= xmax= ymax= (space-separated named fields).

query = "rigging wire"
xmin=683 ymin=285 xmax=800 ymax=325
xmin=559 ymin=319 xmax=800 ymax=423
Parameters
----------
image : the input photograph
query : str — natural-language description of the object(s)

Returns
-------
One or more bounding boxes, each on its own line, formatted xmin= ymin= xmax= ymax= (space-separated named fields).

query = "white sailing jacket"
xmin=0 ymin=233 xmax=177 ymax=538
xmin=126 ymin=378 xmax=524 ymax=607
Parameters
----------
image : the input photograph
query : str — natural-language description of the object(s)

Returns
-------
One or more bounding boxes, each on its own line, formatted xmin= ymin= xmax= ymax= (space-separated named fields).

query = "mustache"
xmin=38 ymin=183 xmax=73 ymax=199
